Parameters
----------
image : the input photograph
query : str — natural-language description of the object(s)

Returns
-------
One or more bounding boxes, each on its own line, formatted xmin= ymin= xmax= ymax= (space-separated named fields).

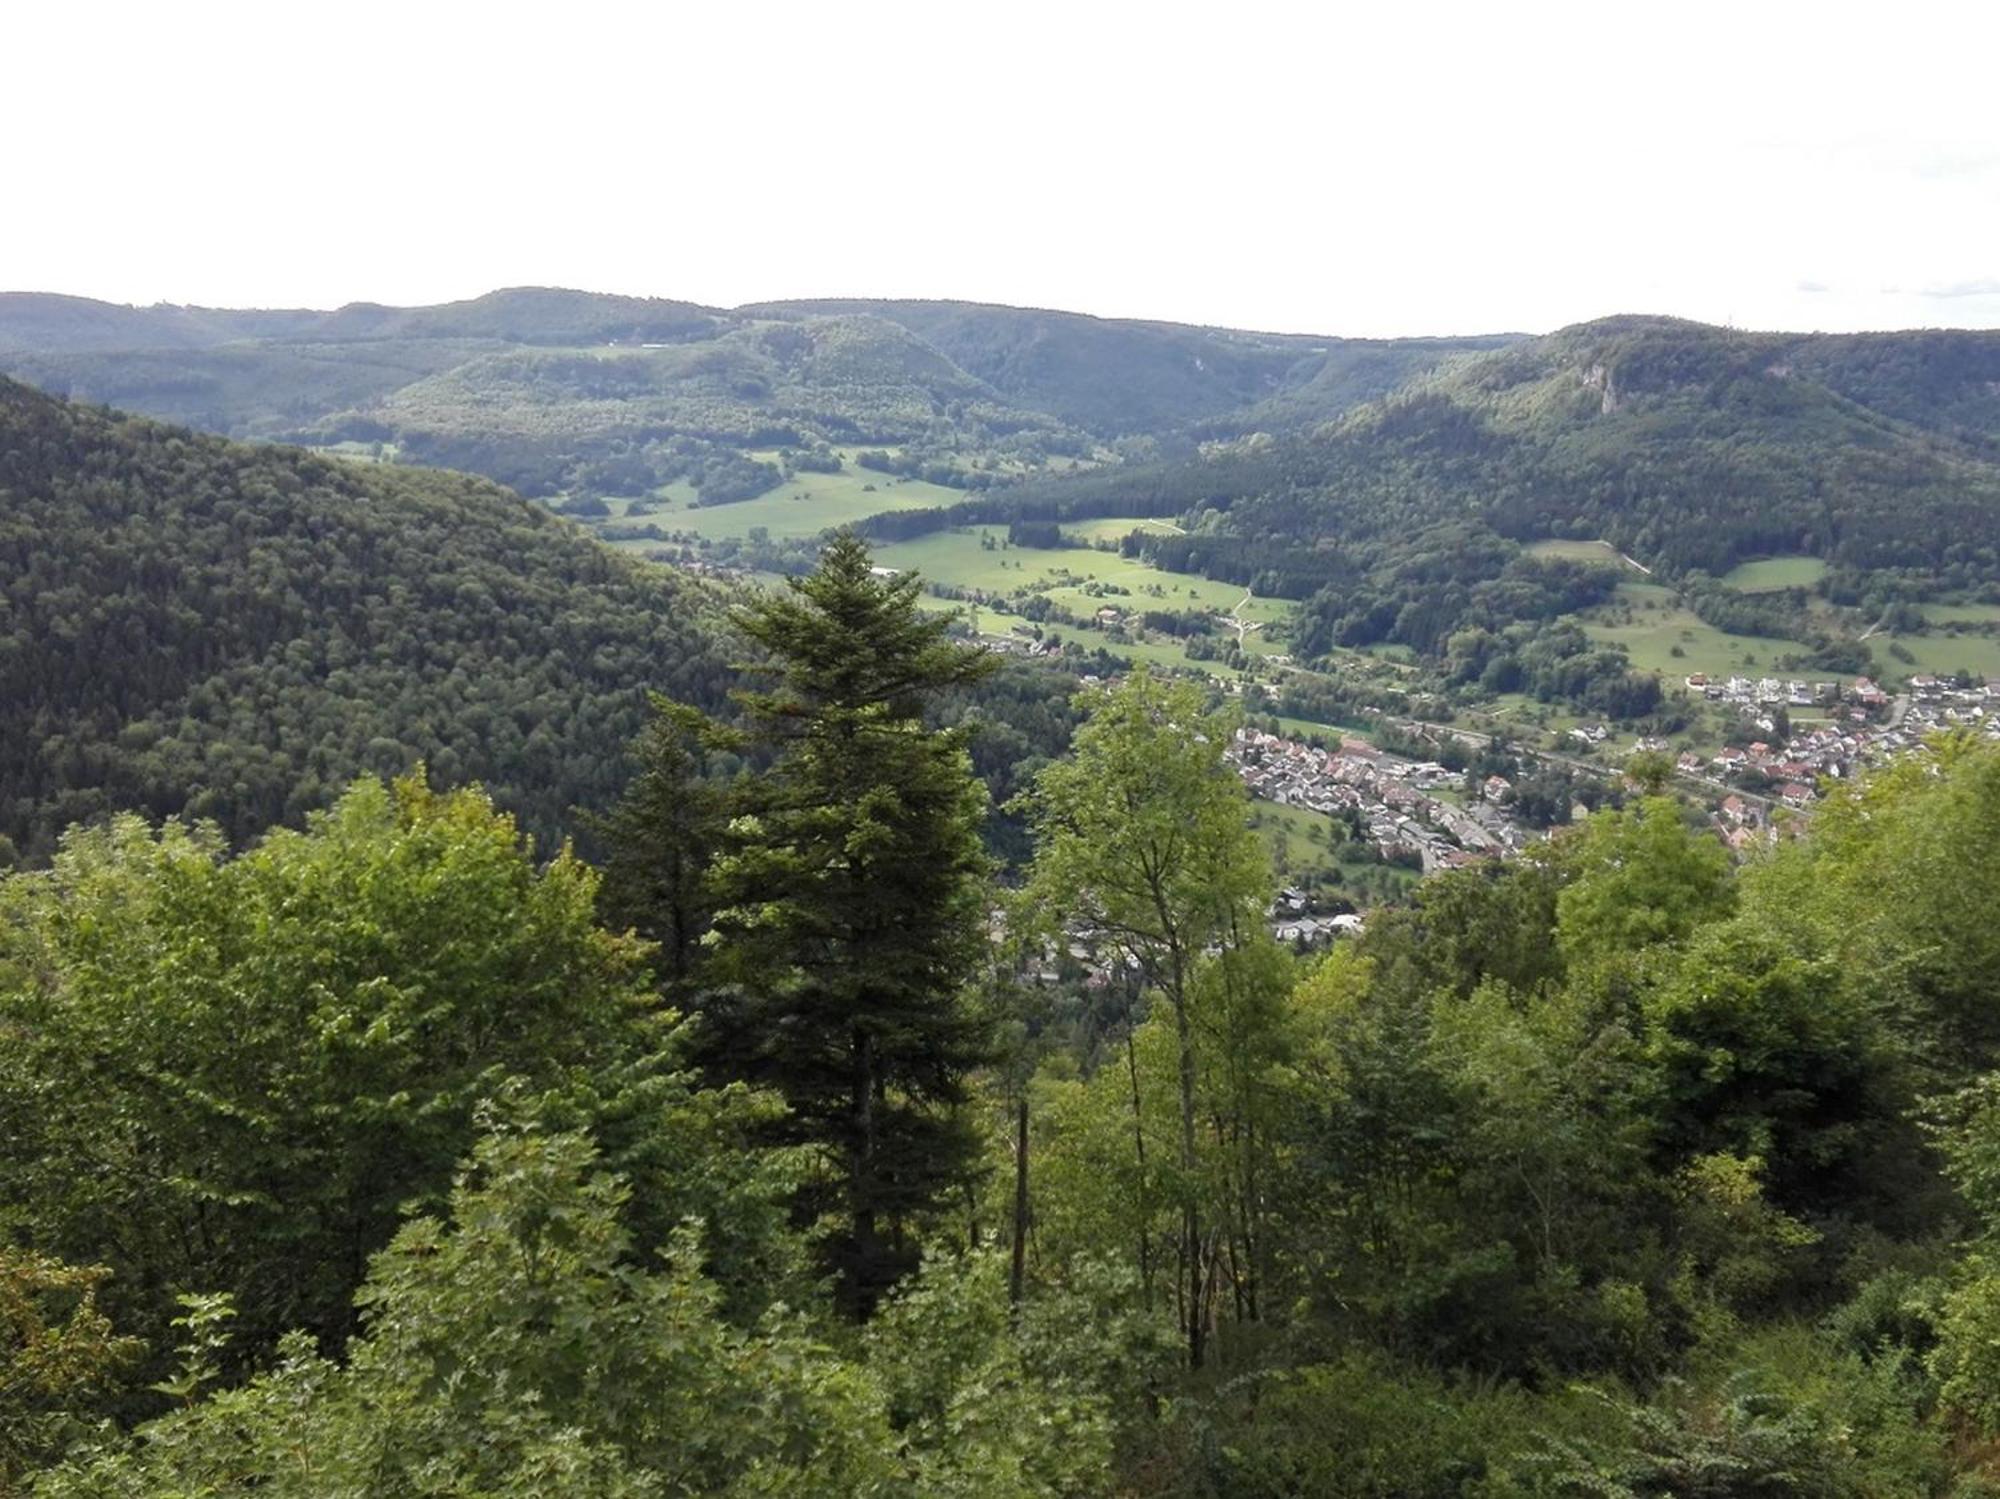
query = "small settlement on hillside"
xmin=1226 ymin=729 xmax=1528 ymax=874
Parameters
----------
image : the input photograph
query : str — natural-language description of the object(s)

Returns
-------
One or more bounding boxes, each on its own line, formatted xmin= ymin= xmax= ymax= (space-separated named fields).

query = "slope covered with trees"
xmin=744 ymin=296 xmax=1514 ymax=436
xmin=14 ymin=536 xmax=2000 ymax=1494
xmin=1031 ymin=315 xmax=2000 ymax=587
xmin=0 ymin=289 xmax=1513 ymax=500
xmin=0 ymin=376 xmax=733 ymax=862
xmin=896 ymin=316 xmax=2000 ymax=696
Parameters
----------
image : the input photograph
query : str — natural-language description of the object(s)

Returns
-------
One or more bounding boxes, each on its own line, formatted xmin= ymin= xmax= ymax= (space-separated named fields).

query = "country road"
xmin=1224 ymin=588 xmax=1264 ymax=646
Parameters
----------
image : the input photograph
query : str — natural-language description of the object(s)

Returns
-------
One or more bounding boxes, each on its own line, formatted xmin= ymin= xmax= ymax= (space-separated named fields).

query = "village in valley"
xmin=1208 ymin=667 xmax=2000 ymax=953
xmin=648 ymin=531 xmax=2000 ymax=963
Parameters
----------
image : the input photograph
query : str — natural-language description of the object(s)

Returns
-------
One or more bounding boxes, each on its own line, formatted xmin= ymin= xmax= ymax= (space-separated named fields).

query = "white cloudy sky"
xmin=9 ymin=0 xmax=1998 ymax=337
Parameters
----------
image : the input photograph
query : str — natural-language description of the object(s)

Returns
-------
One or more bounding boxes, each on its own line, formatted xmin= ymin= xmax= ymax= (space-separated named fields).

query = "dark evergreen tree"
xmin=701 ymin=531 xmax=1000 ymax=1317
xmin=590 ymin=694 xmax=738 ymax=1002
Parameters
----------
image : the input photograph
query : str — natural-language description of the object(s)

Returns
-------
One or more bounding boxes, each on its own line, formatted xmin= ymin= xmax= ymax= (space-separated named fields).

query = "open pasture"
xmin=1583 ymin=582 xmax=1804 ymax=679
xmin=1719 ymin=555 xmax=1827 ymax=592
xmin=1524 ymin=539 xmax=1635 ymax=568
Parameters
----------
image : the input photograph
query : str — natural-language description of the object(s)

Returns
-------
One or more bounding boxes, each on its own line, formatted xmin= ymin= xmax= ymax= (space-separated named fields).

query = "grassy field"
xmin=1524 ymin=539 xmax=1638 ymax=568
xmin=1875 ymin=632 xmax=2000 ymax=681
xmin=312 ymin=440 xmax=401 ymax=465
xmin=871 ymin=525 xmax=1309 ymax=679
xmin=1270 ymin=713 xmax=1367 ymax=743
xmin=1249 ymin=799 xmax=1342 ymax=879
xmin=1249 ymin=800 xmax=1424 ymax=900
xmin=1720 ymin=555 xmax=1828 ymax=592
xmin=622 ymin=453 xmax=970 ymax=542
xmin=1060 ymin=516 xmax=1184 ymax=544
xmin=1468 ymin=692 xmax=1592 ymax=739
xmin=874 ymin=527 xmax=1258 ymax=610
xmin=1583 ymin=582 xmax=1803 ymax=678
xmin=1921 ymin=603 xmax=2000 ymax=626
xmin=873 ymin=528 xmax=1293 ymax=657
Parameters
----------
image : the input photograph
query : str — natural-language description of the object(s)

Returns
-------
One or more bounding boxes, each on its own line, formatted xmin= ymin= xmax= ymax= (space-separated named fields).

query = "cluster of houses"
xmin=1025 ymin=674 xmax=2000 ymax=982
xmin=1227 ymin=729 xmax=1535 ymax=876
xmin=1272 ymin=885 xmax=1367 ymax=945
xmin=976 ymin=629 xmax=1067 ymax=659
xmin=1862 ymin=673 xmax=2000 ymax=757
xmin=1683 ymin=673 xmax=1841 ymax=710
xmin=1687 ymin=673 xmax=2000 ymax=811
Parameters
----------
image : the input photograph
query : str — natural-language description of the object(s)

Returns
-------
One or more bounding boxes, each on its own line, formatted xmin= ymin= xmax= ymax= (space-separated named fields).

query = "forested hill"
xmin=983 ymin=315 xmax=2000 ymax=591
xmin=739 ymin=297 xmax=1516 ymax=435
xmin=0 ymin=376 xmax=732 ymax=863
xmin=0 ymin=288 xmax=1511 ymax=497
xmin=0 ymin=287 xmax=724 ymax=354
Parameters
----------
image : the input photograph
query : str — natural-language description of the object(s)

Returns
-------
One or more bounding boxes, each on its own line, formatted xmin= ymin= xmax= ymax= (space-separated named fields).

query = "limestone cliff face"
xmin=1580 ymin=360 xmax=1621 ymax=414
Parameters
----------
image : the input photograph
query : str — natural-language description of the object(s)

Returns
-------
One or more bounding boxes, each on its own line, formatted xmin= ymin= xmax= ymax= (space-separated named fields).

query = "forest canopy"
xmin=0 ymin=376 xmax=734 ymax=863
xmin=12 ymin=521 xmax=2000 ymax=1491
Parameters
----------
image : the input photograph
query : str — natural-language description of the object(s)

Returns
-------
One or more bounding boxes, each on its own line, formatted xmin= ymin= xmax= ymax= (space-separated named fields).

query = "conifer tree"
xmin=591 ymin=693 xmax=737 ymax=1003
xmin=701 ymin=531 xmax=999 ymax=1317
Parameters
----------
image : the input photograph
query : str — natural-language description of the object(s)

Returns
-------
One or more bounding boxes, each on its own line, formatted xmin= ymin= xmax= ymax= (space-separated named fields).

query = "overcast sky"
xmin=10 ymin=0 xmax=1998 ymax=337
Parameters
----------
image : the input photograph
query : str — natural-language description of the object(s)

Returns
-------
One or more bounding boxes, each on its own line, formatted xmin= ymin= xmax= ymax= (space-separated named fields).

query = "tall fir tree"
xmin=698 ymin=531 xmax=1000 ymax=1317
xmin=590 ymin=693 xmax=738 ymax=1005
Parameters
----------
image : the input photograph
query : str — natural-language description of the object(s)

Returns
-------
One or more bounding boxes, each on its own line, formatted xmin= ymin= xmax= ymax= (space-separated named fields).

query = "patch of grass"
xmin=1061 ymin=516 xmax=1183 ymax=544
xmin=872 ymin=529 xmax=1293 ymax=650
xmin=1362 ymin=642 xmax=1423 ymax=665
xmin=1248 ymin=799 xmax=1345 ymax=879
xmin=871 ymin=527 xmax=1035 ymax=591
xmin=1720 ymin=555 xmax=1828 ymax=592
xmin=312 ymin=440 xmax=400 ymax=465
xmin=1584 ymin=582 xmax=1805 ymax=679
xmin=1921 ymin=603 xmax=2000 ymax=626
xmin=1525 ymin=538 xmax=1630 ymax=567
xmin=1270 ymin=714 xmax=1360 ymax=743
xmin=1875 ymin=632 xmax=2000 ymax=683
xmin=647 ymin=459 xmax=969 ymax=542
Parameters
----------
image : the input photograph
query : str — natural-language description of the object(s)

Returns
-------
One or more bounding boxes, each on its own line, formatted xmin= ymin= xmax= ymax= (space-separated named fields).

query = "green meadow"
xmin=1920 ymin=603 xmax=2000 ymax=626
xmin=1583 ymin=581 xmax=1803 ymax=678
xmin=1875 ymin=631 xmax=2000 ymax=682
xmin=1720 ymin=555 xmax=1828 ymax=592
xmin=1059 ymin=516 xmax=1185 ymax=544
xmin=1524 ymin=538 xmax=1641 ymax=569
xmin=874 ymin=528 xmax=1291 ymax=651
xmin=641 ymin=467 xmax=968 ymax=542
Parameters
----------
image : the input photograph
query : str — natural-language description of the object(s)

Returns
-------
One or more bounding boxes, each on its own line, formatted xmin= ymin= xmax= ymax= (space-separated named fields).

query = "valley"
xmin=21 ymin=5 xmax=2000 ymax=1489
xmin=14 ymin=287 xmax=2000 ymax=856
xmin=13 ymin=295 xmax=2000 ymax=1497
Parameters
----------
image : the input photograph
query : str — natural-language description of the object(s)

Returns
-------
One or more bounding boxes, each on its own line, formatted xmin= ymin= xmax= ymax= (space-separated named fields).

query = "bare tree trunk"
xmin=849 ymin=1028 xmax=879 ymax=1319
xmin=1009 ymin=1094 xmax=1030 ymax=1313
xmin=1170 ymin=945 xmax=1204 ymax=1369
xmin=1125 ymin=1028 xmax=1154 ymax=1311
xmin=1240 ymin=1116 xmax=1262 ymax=1323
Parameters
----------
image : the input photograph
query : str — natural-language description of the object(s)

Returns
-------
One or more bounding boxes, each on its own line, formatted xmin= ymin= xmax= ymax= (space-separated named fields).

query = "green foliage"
xmin=1017 ymin=670 xmax=1270 ymax=966
xmin=691 ymin=533 xmax=1001 ymax=1316
xmin=1771 ymin=735 xmax=2000 ymax=1067
xmin=35 ymin=1125 xmax=1135 ymax=1499
xmin=590 ymin=695 xmax=738 ymax=1000
xmin=867 ymin=1251 xmax=1168 ymax=1499
xmin=1173 ymin=1348 xmax=1559 ymax=1498
xmin=1641 ymin=922 xmax=1890 ymax=1209
xmin=1017 ymin=670 xmax=1277 ymax=1364
xmin=1517 ymin=1360 xmax=1954 ymax=1499
xmin=1555 ymin=797 xmax=1734 ymax=969
xmin=1927 ymin=1260 xmax=2000 ymax=1435
xmin=0 ymin=773 xmax=667 ymax=1366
